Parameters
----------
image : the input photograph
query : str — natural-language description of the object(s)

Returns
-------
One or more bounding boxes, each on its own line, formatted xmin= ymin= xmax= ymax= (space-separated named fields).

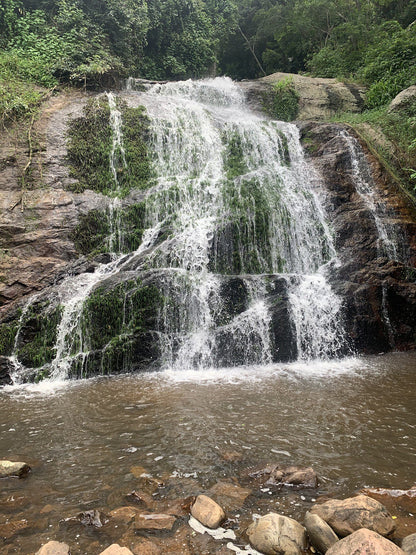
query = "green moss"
xmin=117 ymin=202 xmax=146 ymax=253
xmin=66 ymin=97 xmax=113 ymax=194
xmin=81 ymin=278 xmax=162 ymax=352
xmin=223 ymin=130 xmax=248 ymax=179
xmin=16 ymin=303 xmax=63 ymax=368
xmin=262 ymin=77 xmax=300 ymax=122
xmin=66 ymin=97 xmax=152 ymax=196
xmin=0 ymin=321 xmax=18 ymax=356
xmin=71 ymin=209 xmax=111 ymax=255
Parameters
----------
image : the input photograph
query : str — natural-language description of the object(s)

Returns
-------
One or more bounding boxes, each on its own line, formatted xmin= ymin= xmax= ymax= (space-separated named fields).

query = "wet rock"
xmin=220 ymin=450 xmax=243 ymax=462
xmin=125 ymin=490 xmax=154 ymax=509
xmin=0 ymin=519 xmax=30 ymax=539
xmin=63 ymin=509 xmax=109 ymax=528
xmin=326 ymin=528 xmax=405 ymax=554
xmin=134 ymin=512 xmax=176 ymax=532
xmin=245 ymin=463 xmax=318 ymax=489
xmin=191 ymin=495 xmax=226 ymax=529
xmin=35 ymin=541 xmax=70 ymax=555
xmin=207 ymin=481 xmax=252 ymax=512
xmin=0 ymin=357 xmax=13 ymax=386
xmin=402 ymin=533 xmax=416 ymax=554
xmin=361 ymin=487 xmax=416 ymax=515
xmin=0 ymin=460 xmax=31 ymax=478
xmin=304 ymin=511 xmax=339 ymax=553
xmin=109 ymin=506 xmax=141 ymax=525
xmin=310 ymin=494 xmax=396 ymax=537
xmin=99 ymin=545 xmax=133 ymax=555
xmin=247 ymin=513 xmax=307 ymax=555
xmin=157 ymin=496 xmax=194 ymax=517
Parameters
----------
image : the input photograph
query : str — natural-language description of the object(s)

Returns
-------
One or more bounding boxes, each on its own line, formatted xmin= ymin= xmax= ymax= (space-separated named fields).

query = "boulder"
xmin=0 ymin=460 xmax=31 ymax=478
xmin=310 ymin=495 xmax=396 ymax=538
xmin=304 ymin=511 xmax=339 ymax=553
xmin=402 ymin=533 xmax=416 ymax=554
xmin=247 ymin=513 xmax=307 ymax=555
xmin=326 ymin=528 xmax=405 ymax=554
xmin=388 ymin=86 xmax=416 ymax=112
xmin=36 ymin=541 xmax=70 ymax=555
xmin=191 ymin=495 xmax=226 ymax=529
xmin=134 ymin=512 xmax=176 ymax=532
xmin=99 ymin=545 xmax=133 ymax=555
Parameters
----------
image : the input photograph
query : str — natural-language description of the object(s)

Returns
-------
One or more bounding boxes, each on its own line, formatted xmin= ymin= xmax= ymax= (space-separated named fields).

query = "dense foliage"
xmin=0 ymin=0 xmax=415 ymax=184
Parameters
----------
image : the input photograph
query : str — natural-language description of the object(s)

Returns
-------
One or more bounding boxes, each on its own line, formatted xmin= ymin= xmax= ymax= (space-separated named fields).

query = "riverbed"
xmin=0 ymin=352 xmax=415 ymax=553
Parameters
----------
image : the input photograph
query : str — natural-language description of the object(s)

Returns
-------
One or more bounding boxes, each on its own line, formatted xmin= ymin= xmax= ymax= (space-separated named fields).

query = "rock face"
xmin=0 ymin=460 xmax=31 ymax=478
xmin=191 ymin=495 xmax=226 ymax=529
xmin=304 ymin=511 xmax=339 ymax=553
xmin=310 ymin=495 xmax=396 ymax=538
xmin=239 ymin=72 xmax=365 ymax=120
xmin=247 ymin=513 xmax=307 ymax=555
xmin=300 ymin=122 xmax=416 ymax=354
xmin=326 ymin=528 xmax=405 ymax=554
xmin=36 ymin=541 xmax=70 ymax=555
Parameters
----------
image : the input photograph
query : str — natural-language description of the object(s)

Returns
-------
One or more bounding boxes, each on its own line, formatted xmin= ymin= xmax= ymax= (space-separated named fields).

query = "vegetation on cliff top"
xmin=0 ymin=0 xmax=415 ymax=186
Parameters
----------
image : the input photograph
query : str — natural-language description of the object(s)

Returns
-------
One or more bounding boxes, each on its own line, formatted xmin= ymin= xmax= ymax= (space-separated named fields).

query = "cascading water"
xmin=8 ymin=77 xmax=357 ymax=383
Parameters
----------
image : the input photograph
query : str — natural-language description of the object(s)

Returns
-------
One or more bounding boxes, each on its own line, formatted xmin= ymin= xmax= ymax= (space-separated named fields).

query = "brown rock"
xmin=304 ymin=511 xmax=339 ymax=553
xmin=326 ymin=528 xmax=405 ymax=554
xmin=247 ymin=513 xmax=307 ymax=555
xmin=125 ymin=490 xmax=154 ymax=509
xmin=98 ymin=545 xmax=133 ymax=555
xmin=190 ymin=494 xmax=226 ymax=529
xmin=109 ymin=506 xmax=141 ymax=525
xmin=310 ymin=494 xmax=396 ymax=538
xmin=0 ymin=460 xmax=31 ymax=478
xmin=134 ymin=512 xmax=176 ymax=532
xmin=402 ymin=532 xmax=416 ymax=554
xmin=0 ymin=519 xmax=30 ymax=539
xmin=207 ymin=481 xmax=251 ymax=512
xmin=35 ymin=541 xmax=70 ymax=555
xmin=221 ymin=450 xmax=243 ymax=462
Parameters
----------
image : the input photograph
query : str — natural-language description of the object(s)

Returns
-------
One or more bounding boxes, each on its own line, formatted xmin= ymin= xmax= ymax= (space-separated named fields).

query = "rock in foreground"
xmin=326 ymin=528 xmax=405 ymax=554
xmin=191 ymin=495 xmax=226 ymax=529
xmin=247 ymin=513 xmax=306 ymax=555
xmin=98 ymin=545 xmax=133 ymax=555
xmin=310 ymin=494 xmax=396 ymax=537
xmin=246 ymin=464 xmax=318 ymax=488
xmin=0 ymin=460 xmax=31 ymax=478
xmin=304 ymin=511 xmax=339 ymax=553
xmin=36 ymin=542 xmax=70 ymax=555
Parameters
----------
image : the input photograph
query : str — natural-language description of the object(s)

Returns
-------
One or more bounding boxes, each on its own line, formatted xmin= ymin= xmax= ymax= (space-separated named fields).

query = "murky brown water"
xmin=0 ymin=353 xmax=415 ymax=553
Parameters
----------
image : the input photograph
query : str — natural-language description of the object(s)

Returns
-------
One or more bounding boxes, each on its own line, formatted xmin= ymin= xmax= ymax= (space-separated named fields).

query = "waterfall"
xmin=8 ymin=78 xmax=356 ymax=382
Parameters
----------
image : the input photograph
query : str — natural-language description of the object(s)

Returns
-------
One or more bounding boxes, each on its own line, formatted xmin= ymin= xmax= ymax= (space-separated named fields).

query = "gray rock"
xmin=402 ymin=533 xmax=416 ymax=554
xmin=326 ymin=528 xmax=405 ymax=554
xmin=247 ymin=513 xmax=306 ymax=555
xmin=388 ymin=86 xmax=416 ymax=112
xmin=36 ymin=541 xmax=70 ymax=555
xmin=0 ymin=460 xmax=31 ymax=478
xmin=310 ymin=493 xmax=396 ymax=537
xmin=304 ymin=511 xmax=339 ymax=553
